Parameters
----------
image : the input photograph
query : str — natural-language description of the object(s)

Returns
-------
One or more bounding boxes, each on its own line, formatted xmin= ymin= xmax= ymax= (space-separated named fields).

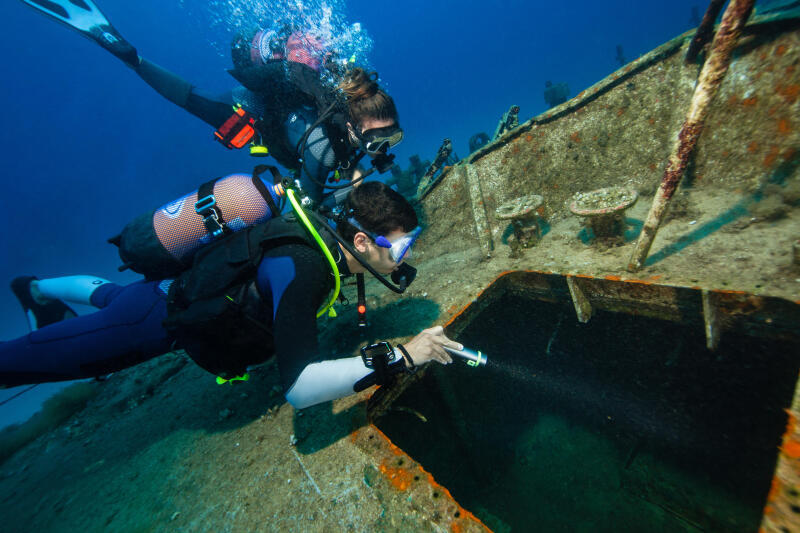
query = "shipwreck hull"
xmin=362 ymin=9 xmax=800 ymax=533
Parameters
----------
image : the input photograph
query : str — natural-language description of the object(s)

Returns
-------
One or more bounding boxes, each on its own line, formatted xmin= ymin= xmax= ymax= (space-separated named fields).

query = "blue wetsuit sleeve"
xmin=257 ymin=244 xmax=334 ymax=393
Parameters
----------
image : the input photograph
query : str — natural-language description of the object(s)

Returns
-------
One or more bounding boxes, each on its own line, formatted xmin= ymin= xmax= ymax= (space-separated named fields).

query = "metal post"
xmin=627 ymin=0 xmax=755 ymax=272
xmin=686 ymin=0 xmax=727 ymax=63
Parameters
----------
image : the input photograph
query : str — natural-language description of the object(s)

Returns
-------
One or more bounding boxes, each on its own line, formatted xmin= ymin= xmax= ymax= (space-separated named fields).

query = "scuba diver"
xmin=1 ymin=181 xmax=460 ymax=409
xmin=19 ymin=0 xmax=403 ymax=204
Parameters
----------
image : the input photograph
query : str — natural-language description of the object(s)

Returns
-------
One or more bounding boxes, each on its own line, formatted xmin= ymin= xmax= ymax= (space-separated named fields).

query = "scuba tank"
xmin=109 ymin=167 xmax=285 ymax=280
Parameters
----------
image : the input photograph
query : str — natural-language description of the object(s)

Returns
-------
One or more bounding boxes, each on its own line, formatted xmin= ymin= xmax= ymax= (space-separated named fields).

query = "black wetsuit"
xmin=0 ymin=241 xmax=346 ymax=394
xmin=135 ymin=59 xmax=353 ymax=202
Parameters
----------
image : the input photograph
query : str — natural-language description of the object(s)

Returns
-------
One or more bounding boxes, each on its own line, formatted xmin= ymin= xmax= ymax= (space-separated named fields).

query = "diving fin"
xmin=20 ymin=0 xmax=139 ymax=66
xmin=10 ymin=276 xmax=77 ymax=332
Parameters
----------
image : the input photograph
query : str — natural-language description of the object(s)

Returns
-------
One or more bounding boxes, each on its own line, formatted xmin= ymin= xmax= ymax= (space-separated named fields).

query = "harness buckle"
xmin=195 ymin=195 xmax=226 ymax=238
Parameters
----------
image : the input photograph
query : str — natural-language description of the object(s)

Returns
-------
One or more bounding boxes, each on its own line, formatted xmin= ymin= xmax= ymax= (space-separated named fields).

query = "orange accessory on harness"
xmin=214 ymin=105 xmax=257 ymax=149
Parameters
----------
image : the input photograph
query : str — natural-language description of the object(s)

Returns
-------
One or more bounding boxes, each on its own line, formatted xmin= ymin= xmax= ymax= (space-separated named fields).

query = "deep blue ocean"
xmin=0 ymin=0 xmax=723 ymax=426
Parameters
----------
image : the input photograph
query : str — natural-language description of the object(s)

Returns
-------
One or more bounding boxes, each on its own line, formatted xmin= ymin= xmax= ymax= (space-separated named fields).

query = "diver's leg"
xmin=10 ymin=276 xmax=78 ymax=332
xmin=21 ymin=1 xmax=242 ymax=131
xmin=133 ymin=59 xmax=233 ymax=127
xmin=0 ymin=280 xmax=173 ymax=387
xmin=35 ymin=275 xmax=111 ymax=306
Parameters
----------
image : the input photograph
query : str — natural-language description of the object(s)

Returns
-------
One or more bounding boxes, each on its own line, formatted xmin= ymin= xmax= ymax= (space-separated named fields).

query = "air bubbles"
xmin=181 ymin=0 xmax=374 ymax=69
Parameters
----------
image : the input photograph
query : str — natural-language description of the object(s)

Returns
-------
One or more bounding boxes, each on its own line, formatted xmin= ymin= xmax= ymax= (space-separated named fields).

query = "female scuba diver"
xmin=2 ymin=182 xmax=458 ymax=409
xmin=19 ymin=0 xmax=404 ymax=204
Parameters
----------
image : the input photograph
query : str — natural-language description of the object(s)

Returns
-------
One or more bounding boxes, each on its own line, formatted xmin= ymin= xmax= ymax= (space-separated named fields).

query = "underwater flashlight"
xmin=444 ymin=346 xmax=487 ymax=368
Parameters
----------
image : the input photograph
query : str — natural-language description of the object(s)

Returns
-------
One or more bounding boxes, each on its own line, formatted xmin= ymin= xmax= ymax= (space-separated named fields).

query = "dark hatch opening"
xmin=374 ymin=281 xmax=799 ymax=532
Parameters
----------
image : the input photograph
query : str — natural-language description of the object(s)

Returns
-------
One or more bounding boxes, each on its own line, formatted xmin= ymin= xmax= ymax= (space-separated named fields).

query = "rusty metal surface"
xmin=761 ymin=373 xmax=800 ymax=533
xmin=415 ymin=16 xmax=800 ymax=303
xmin=368 ymin=15 xmax=800 ymax=531
xmin=349 ymin=424 xmax=490 ymax=532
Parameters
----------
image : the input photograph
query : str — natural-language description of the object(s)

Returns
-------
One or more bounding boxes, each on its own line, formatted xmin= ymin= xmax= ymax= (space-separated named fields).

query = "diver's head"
xmin=339 ymin=68 xmax=403 ymax=157
xmin=337 ymin=182 xmax=419 ymax=275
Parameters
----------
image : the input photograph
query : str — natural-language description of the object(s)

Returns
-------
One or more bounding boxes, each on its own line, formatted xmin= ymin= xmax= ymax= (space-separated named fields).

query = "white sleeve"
xmin=285 ymin=355 xmax=373 ymax=409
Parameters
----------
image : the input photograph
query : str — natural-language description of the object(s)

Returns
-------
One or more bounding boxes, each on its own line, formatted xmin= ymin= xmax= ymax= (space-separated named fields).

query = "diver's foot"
xmin=10 ymin=276 xmax=77 ymax=332
xmin=21 ymin=0 xmax=139 ymax=67
xmin=88 ymin=24 xmax=140 ymax=67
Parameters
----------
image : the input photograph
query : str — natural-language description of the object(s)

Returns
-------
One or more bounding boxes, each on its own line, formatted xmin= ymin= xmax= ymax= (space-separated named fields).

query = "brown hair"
xmin=338 ymin=68 xmax=399 ymax=125
xmin=338 ymin=182 xmax=418 ymax=242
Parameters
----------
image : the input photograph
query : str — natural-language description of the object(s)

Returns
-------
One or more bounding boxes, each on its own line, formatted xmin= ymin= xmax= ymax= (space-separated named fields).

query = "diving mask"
xmin=355 ymin=124 xmax=404 ymax=156
xmin=348 ymin=217 xmax=421 ymax=263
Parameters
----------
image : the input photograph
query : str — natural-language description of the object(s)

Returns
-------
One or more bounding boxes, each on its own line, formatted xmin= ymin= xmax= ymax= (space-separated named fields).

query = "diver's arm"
xmin=285 ymin=356 xmax=373 ymax=409
xmin=286 ymin=327 xmax=461 ymax=409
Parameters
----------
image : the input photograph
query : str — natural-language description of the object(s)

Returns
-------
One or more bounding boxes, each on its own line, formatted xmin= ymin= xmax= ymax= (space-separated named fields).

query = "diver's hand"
xmin=402 ymin=326 xmax=461 ymax=367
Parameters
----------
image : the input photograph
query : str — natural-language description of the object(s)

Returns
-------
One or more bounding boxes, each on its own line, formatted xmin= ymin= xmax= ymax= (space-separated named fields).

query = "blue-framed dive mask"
xmin=348 ymin=217 xmax=422 ymax=264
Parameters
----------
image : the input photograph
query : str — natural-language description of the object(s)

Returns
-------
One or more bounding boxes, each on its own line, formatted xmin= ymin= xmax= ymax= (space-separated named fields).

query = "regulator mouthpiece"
xmin=444 ymin=346 xmax=487 ymax=368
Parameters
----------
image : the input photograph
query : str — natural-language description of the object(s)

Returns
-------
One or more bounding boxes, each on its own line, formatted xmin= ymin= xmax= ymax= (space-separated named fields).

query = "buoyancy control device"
xmin=109 ymin=166 xmax=285 ymax=280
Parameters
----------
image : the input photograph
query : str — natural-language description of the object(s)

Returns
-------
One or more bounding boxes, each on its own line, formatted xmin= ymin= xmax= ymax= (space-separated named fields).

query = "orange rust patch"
xmin=747 ymin=141 xmax=759 ymax=153
xmin=741 ymin=97 xmax=758 ymax=106
xmin=446 ymin=304 xmax=460 ymax=315
xmin=525 ymin=134 xmax=533 ymax=142
xmin=378 ymin=461 xmax=415 ymax=491
xmin=767 ymin=476 xmax=782 ymax=502
xmin=649 ymin=163 xmax=656 ymax=171
xmin=785 ymin=410 xmax=797 ymax=438
xmin=648 ymin=275 xmax=662 ymax=281
xmin=570 ymin=132 xmax=581 ymax=143
xmin=760 ymin=52 xmax=768 ymax=61
xmin=577 ymin=90 xmax=585 ymax=98
xmin=511 ymin=144 xmax=520 ymax=154
xmin=604 ymin=275 xmax=622 ymax=281
xmin=722 ymin=150 xmax=730 ymax=157
xmin=764 ymin=146 xmax=781 ymax=167
xmin=777 ymin=84 xmax=800 ymax=103
xmin=616 ymin=108 xmax=625 ymax=116
xmin=624 ymin=65 xmax=632 ymax=73
xmin=780 ymin=439 xmax=800 ymax=459
xmin=648 ymin=117 xmax=655 ymax=125
xmin=776 ymin=44 xmax=788 ymax=56
xmin=778 ymin=118 xmax=791 ymax=134
xmin=368 ymin=426 xmax=492 ymax=532
xmin=536 ymin=206 xmax=545 ymax=216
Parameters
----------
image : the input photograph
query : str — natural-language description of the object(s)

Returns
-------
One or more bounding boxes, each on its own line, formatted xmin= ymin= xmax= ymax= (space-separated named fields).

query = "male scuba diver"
xmin=1 ymin=182 xmax=459 ymax=409
xmin=19 ymin=0 xmax=404 ymax=204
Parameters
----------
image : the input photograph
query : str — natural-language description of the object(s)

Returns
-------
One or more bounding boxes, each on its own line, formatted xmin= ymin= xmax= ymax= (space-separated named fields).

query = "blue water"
xmin=0 ymin=0 xmax=734 ymax=425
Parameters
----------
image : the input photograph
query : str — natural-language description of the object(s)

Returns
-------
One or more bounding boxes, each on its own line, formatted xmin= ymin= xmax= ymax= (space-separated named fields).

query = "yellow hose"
xmin=286 ymin=189 xmax=341 ymax=318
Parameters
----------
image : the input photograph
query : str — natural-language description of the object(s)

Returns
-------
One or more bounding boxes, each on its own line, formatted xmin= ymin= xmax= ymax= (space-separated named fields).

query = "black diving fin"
xmin=20 ymin=0 xmax=139 ymax=66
